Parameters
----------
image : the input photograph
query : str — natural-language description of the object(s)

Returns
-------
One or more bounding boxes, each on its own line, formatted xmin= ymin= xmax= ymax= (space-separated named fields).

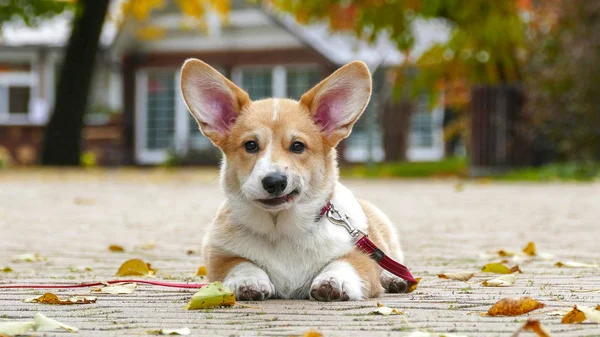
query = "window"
xmin=409 ymin=97 xmax=434 ymax=148
xmin=146 ymin=72 xmax=176 ymax=150
xmin=8 ymin=87 xmax=30 ymax=114
xmin=286 ymin=68 xmax=320 ymax=100
xmin=241 ymin=68 xmax=272 ymax=100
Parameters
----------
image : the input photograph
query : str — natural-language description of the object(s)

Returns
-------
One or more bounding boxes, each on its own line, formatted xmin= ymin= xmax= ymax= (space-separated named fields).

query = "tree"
xmin=0 ymin=0 xmax=71 ymax=26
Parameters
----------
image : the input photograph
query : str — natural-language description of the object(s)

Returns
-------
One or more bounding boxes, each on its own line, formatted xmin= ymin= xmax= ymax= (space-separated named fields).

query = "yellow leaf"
xmin=136 ymin=26 xmax=166 ymax=41
xmin=374 ymin=302 xmax=403 ymax=315
xmin=561 ymin=306 xmax=587 ymax=324
xmin=578 ymin=305 xmax=600 ymax=323
xmin=185 ymin=282 xmax=235 ymax=310
xmin=1 ymin=267 xmax=12 ymax=273
xmin=407 ymin=277 xmax=422 ymax=293
xmin=522 ymin=241 xmax=536 ymax=256
xmin=196 ymin=266 xmax=207 ymax=276
xmin=438 ymin=272 xmax=474 ymax=282
xmin=23 ymin=293 xmax=97 ymax=305
xmin=482 ymin=274 xmax=516 ymax=287
xmin=488 ymin=297 xmax=545 ymax=316
xmin=481 ymin=262 xmax=514 ymax=274
xmin=597 ymin=305 xmax=600 ymax=310
xmin=302 ymin=331 xmax=323 ymax=337
xmin=108 ymin=245 xmax=125 ymax=253
xmin=555 ymin=261 xmax=598 ymax=268
xmin=33 ymin=312 xmax=78 ymax=332
xmin=12 ymin=253 xmax=44 ymax=263
xmin=513 ymin=319 xmax=553 ymax=337
xmin=116 ymin=259 xmax=155 ymax=276
xmin=497 ymin=249 xmax=515 ymax=257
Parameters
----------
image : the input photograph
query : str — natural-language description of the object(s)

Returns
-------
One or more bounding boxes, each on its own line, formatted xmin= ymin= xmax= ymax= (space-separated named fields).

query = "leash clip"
xmin=326 ymin=204 xmax=368 ymax=238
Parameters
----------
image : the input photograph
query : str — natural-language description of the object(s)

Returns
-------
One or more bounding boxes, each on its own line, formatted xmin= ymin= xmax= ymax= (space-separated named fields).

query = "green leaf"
xmin=185 ymin=282 xmax=235 ymax=310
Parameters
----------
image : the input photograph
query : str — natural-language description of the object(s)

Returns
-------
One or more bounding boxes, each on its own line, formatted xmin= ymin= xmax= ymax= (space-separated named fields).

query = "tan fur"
xmin=340 ymin=249 xmax=384 ymax=297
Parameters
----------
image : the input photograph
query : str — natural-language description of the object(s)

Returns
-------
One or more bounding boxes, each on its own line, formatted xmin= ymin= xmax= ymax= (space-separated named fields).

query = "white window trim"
xmin=0 ymin=52 xmax=39 ymax=125
xmin=407 ymin=96 xmax=445 ymax=162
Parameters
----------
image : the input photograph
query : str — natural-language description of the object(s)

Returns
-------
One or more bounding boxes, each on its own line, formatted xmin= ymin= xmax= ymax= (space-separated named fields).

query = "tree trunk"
xmin=382 ymin=99 xmax=413 ymax=162
xmin=41 ymin=0 xmax=110 ymax=165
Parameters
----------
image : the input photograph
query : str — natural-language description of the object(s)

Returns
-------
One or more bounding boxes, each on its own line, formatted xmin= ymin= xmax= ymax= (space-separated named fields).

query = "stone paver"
xmin=1 ymin=169 xmax=599 ymax=337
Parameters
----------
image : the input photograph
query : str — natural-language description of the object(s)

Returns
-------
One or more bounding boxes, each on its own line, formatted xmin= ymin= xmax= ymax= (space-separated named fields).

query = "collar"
xmin=315 ymin=201 xmax=332 ymax=222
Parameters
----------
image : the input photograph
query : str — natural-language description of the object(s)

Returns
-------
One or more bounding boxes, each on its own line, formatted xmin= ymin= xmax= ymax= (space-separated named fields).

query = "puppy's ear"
xmin=300 ymin=61 xmax=372 ymax=147
xmin=181 ymin=59 xmax=250 ymax=148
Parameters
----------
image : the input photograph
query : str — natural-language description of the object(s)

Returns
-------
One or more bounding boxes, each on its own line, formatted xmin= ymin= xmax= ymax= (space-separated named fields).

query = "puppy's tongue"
xmin=259 ymin=191 xmax=297 ymax=206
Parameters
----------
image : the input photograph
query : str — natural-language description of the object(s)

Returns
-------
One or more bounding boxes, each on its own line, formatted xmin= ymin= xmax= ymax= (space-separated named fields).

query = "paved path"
xmin=1 ymin=169 xmax=599 ymax=337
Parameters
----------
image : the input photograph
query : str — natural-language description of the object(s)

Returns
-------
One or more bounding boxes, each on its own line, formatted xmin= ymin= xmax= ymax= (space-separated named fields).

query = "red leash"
xmin=0 ymin=280 xmax=207 ymax=290
xmin=322 ymin=202 xmax=417 ymax=285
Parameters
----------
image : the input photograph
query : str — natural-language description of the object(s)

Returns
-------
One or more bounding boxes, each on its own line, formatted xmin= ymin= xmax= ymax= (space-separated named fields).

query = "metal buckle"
xmin=326 ymin=204 xmax=368 ymax=238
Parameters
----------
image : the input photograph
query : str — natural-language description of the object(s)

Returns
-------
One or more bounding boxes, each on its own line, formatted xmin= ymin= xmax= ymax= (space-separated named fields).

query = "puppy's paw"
xmin=223 ymin=263 xmax=275 ymax=301
xmin=310 ymin=261 xmax=363 ymax=301
xmin=380 ymin=270 xmax=409 ymax=293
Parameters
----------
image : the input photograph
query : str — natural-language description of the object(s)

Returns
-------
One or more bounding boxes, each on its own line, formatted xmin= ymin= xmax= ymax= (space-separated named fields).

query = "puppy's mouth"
xmin=257 ymin=189 xmax=300 ymax=207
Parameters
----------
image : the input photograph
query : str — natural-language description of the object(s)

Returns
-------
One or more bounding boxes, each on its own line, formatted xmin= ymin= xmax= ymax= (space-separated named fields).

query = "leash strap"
xmin=324 ymin=202 xmax=417 ymax=285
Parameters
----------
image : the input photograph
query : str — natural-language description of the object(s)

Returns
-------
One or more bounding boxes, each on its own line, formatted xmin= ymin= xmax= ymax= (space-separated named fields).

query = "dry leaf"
xmin=438 ymin=272 xmax=474 ymax=282
xmin=92 ymin=282 xmax=137 ymax=294
xmin=555 ymin=261 xmax=598 ymax=268
xmin=511 ymin=319 xmax=552 ymax=337
xmin=578 ymin=305 xmax=600 ymax=323
xmin=302 ymin=331 xmax=323 ymax=337
xmin=522 ymin=242 xmax=536 ymax=256
xmin=596 ymin=305 xmax=600 ymax=310
xmin=561 ymin=306 xmax=586 ymax=324
xmin=185 ymin=282 xmax=235 ymax=310
xmin=407 ymin=277 xmax=422 ymax=293
xmin=24 ymin=293 xmax=97 ymax=305
xmin=12 ymin=253 xmax=44 ymax=263
xmin=109 ymin=245 xmax=125 ymax=253
xmin=373 ymin=302 xmax=403 ymax=315
xmin=482 ymin=274 xmax=516 ymax=287
xmin=488 ymin=297 xmax=545 ymax=316
xmin=148 ymin=327 xmax=191 ymax=335
xmin=498 ymin=250 xmax=516 ymax=257
xmin=186 ymin=249 xmax=198 ymax=255
xmin=34 ymin=312 xmax=78 ymax=332
xmin=481 ymin=263 xmax=520 ymax=274
xmin=196 ymin=266 xmax=207 ymax=276
xmin=116 ymin=259 xmax=155 ymax=276
xmin=69 ymin=265 xmax=93 ymax=272
xmin=137 ymin=240 xmax=157 ymax=250
xmin=0 ymin=267 xmax=12 ymax=273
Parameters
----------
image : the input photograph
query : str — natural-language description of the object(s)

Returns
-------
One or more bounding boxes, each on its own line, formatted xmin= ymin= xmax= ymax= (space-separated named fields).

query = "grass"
xmin=341 ymin=157 xmax=468 ymax=179
xmin=341 ymin=158 xmax=599 ymax=182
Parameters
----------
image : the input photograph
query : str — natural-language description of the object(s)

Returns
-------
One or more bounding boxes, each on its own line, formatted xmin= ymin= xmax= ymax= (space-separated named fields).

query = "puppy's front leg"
xmin=223 ymin=262 xmax=275 ymax=301
xmin=310 ymin=250 xmax=382 ymax=301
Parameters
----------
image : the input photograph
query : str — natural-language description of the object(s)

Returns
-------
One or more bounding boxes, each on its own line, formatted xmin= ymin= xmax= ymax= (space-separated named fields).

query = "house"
xmin=0 ymin=0 xmax=448 ymax=166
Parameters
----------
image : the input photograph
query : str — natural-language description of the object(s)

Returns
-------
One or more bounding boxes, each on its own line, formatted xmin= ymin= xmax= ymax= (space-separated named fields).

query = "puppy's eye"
xmin=244 ymin=141 xmax=259 ymax=153
xmin=290 ymin=141 xmax=305 ymax=154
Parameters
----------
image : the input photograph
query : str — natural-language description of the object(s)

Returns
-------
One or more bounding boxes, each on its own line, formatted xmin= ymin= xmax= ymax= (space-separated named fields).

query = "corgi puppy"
xmin=181 ymin=60 xmax=408 ymax=301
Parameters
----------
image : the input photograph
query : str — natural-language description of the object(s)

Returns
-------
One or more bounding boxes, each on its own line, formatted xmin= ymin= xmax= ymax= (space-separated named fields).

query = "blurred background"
xmin=0 ymin=0 xmax=598 ymax=180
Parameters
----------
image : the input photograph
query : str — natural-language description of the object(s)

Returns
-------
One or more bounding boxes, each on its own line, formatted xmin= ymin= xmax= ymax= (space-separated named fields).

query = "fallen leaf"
xmin=109 ymin=245 xmax=125 ymax=253
xmin=34 ymin=312 xmax=78 ymax=332
xmin=73 ymin=197 xmax=95 ymax=205
xmin=511 ymin=319 xmax=552 ymax=337
xmin=488 ymin=297 xmax=545 ymax=316
xmin=116 ymin=259 xmax=155 ymax=276
xmin=555 ymin=261 xmax=598 ymax=268
xmin=69 ymin=265 xmax=93 ymax=272
xmin=438 ymin=272 xmax=474 ymax=282
xmin=185 ymin=282 xmax=235 ymax=310
xmin=373 ymin=302 xmax=403 ymax=315
xmin=12 ymin=253 xmax=44 ymax=263
xmin=561 ymin=306 xmax=586 ymax=324
xmin=522 ymin=242 xmax=536 ymax=256
xmin=407 ymin=277 xmax=422 ymax=293
xmin=498 ymin=250 xmax=516 ymax=257
xmin=482 ymin=274 xmax=516 ymax=287
xmin=578 ymin=305 xmax=600 ymax=323
xmin=0 ymin=321 xmax=35 ymax=336
xmin=0 ymin=267 xmax=12 ymax=273
xmin=482 ymin=263 xmax=520 ymax=274
xmin=137 ymin=240 xmax=157 ymax=250
xmin=92 ymin=282 xmax=137 ymax=294
xmin=24 ymin=293 xmax=97 ymax=305
xmin=302 ymin=331 xmax=323 ymax=337
xmin=196 ymin=266 xmax=207 ymax=276
xmin=186 ymin=249 xmax=197 ymax=255
xmin=148 ymin=327 xmax=191 ymax=335
xmin=597 ymin=305 xmax=600 ymax=310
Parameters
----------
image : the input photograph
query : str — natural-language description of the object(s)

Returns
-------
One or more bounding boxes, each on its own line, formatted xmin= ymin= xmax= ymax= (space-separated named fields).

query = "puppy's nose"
xmin=262 ymin=173 xmax=287 ymax=195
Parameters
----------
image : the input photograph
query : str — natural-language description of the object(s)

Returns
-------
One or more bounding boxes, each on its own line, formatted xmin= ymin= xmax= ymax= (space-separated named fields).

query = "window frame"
xmin=0 ymin=52 xmax=39 ymax=125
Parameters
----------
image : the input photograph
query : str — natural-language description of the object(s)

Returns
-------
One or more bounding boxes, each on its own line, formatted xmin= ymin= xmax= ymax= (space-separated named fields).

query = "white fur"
xmin=242 ymin=143 xmax=275 ymax=200
xmin=224 ymin=262 xmax=275 ymax=299
xmin=311 ymin=260 xmax=364 ymax=300
xmin=272 ymin=99 xmax=279 ymax=121
xmin=205 ymin=183 xmax=368 ymax=299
